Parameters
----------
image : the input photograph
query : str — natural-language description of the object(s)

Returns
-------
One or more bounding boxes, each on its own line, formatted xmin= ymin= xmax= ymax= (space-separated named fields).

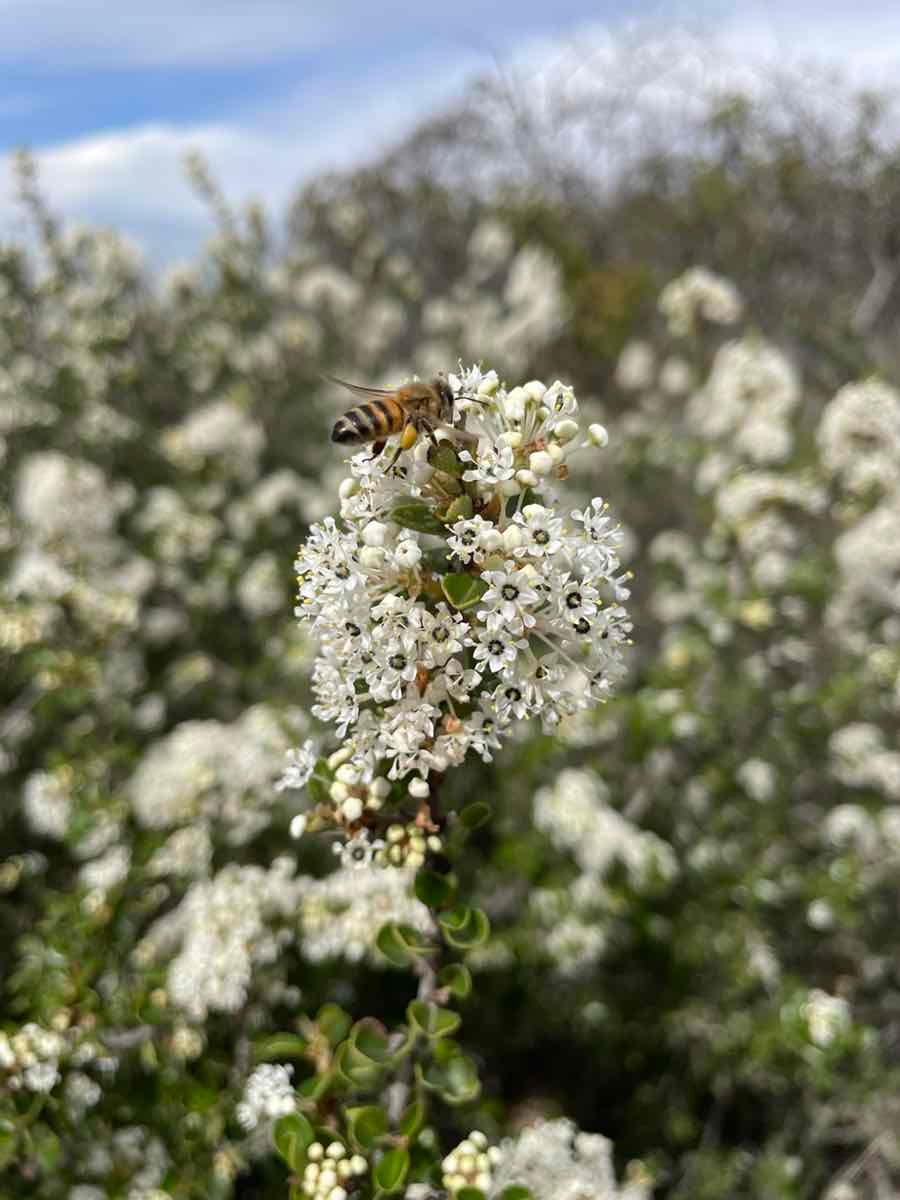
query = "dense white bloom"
xmin=299 ymin=865 xmax=432 ymax=964
xmin=615 ymin=340 xmax=656 ymax=391
xmin=135 ymin=859 xmax=303 ymax=1020
xmin=235 ymin=1064 xmax=295 ymax=1132
xmin=830 ymin=723 xmax=900 ymax=800
xmin=689 ymin=337 xmax=800 ymax=463
xmin=491 ymin=1118 xmax=650 ymax=1200
xmin=534 ymin=769 xmax=677 ymax=883
xmin=288 ymin=368 xmax=632 ymax=837
xmin=659 ymin=267 xmax=742 ymax=336
xmin=128 ymin=706 xmax=296 ymax=843
xmin=161 ymin=399 xmax=265 ymax=481
xmin=818 ymin=378 xmax=900 ymax=496
xmin=803 ymin=989 xmax=851 ymax=1047
xmin=23 ymin=770 xmax=72 ymax=838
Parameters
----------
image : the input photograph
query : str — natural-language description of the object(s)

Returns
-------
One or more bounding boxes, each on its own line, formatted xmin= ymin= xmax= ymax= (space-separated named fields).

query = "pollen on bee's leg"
xmin=400 ymin=424 xmax=418 ymax=451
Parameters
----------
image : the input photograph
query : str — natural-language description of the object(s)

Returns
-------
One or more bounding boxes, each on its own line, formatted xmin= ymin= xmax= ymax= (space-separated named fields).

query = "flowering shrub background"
xmin=5 ymin=49 xmax=900 ymax=1200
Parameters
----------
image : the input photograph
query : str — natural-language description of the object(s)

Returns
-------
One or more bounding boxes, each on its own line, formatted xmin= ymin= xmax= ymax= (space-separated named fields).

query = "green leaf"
xmin=414 ymin=869 xmax=455 ymax=910
xmin=399 ymin=1098 xmax=426 ymax=1138
xmin=376 ymin=921 xmax=432 ymax=966
xmin=407 ymin=999 xmax=461 ymax=1039
xmin=346 ymin=1105 xmax=388 ymax=1152
xmin=333 ymin=1041 xmax=383 ymax=1090
xmin=441 ymin=572 xmax=489 ymax=610
xmin=0 ymin=1128 xmax=17 ymax=1171
xmin=459 ymin=801 xmax=492 ymax=831
xmin=392 ymin=502 xmax=446 ymax=534
xmin=428 ymin=442 xmax=464 ymax=476
xmin=443 ymin=493 xmax=474 ymax=521
xmin=316 ymin=1003 xmax=352 ymax=1047
xmin=438 ymin=963 xmax=473 ymax=1000
xmin=498 ymin=1188 xmax=534 ymax=1200
xmin=253 ymin=1033 xmax=308 ymax=1062
xmin=439 ymin=905 xmax=491 ymax=951
xmin=458 ymin=1190 xmax=487 ymax=1200
xmin=373 ymin=1147 xmax=410 ymax=1193
xmin=272 ymin=1112 xmax=314 ymax=1169
xmin=351 ymin=1019 xmax=392 ymax=1063
xmin=420 ymin=1053 xmax=482 ymax=1105
xmin=31 ymin=1124 xmax=61 ymax=1172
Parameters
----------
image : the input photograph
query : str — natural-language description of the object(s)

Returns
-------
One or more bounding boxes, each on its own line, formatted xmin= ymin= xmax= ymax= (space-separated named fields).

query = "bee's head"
xmin=434 ymin=374 xmax=455 ymax=421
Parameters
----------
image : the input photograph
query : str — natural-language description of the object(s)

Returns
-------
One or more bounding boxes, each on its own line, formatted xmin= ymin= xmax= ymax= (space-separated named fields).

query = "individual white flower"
xmin=459 ymin=443 xmax=516 ymax=485
xmin=276 ymin=739 xmax=319 ymax=792
xmin=478 ymin=568 xmax=541 ymax=629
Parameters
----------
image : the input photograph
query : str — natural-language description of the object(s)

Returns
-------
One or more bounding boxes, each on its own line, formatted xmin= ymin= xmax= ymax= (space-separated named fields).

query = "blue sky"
xmin=2 ymin=1 xmax=900 ymax=266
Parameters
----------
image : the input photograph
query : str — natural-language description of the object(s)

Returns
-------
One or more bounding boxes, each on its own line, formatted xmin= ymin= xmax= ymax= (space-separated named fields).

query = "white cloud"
xmin=0 ymin=0 xmax=499 ymax=67
xmin=0 ymin=50 xmax=484 ymax=265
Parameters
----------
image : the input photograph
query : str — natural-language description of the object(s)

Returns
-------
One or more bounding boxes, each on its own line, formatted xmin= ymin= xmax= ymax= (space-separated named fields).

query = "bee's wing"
xmin=322 ymin=374 xmax=395 ymax=400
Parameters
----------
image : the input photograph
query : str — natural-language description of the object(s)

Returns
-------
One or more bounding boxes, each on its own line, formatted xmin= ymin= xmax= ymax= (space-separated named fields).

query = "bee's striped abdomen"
xmin=331 ymin=397 xmax=405 ymax=444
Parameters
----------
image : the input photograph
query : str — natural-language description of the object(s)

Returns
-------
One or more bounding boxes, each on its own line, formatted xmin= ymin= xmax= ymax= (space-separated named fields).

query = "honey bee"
xmin=328 ymin=375 xmax=458 ymax=453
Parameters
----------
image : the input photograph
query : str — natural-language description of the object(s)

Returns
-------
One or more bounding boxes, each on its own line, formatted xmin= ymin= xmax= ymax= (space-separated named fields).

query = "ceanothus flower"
xmin=284 ymin=366 xmax=632 ymax=861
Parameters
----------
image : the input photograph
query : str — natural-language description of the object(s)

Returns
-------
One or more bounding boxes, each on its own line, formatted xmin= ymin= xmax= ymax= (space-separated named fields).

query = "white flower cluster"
xmin=491 ymin=1118 xmax=650 ymax=1200
xmin=287 ymin=367 xmax=631 ymax=852
xmin=299 ymin=865 xmax=432 ymax=964
xmin=128 ymin=706 xmax=297 ymax=845
xmin=829 ymin=723 xmax=900 ymax=801
xmin=160 ymin=397 xmax=266 ymax=482
xmin=441 ymin=1130 xmax=503 ymax=1195
xmin=803 ymin=989 xmax=851 ymax=1048
xmin=0 ymin=1018 xmax=108 ymax=1106
xmin=818 ymin=378 xmax=900 ymax=497
xmin=300 ymin=1141 xmax=368 ymax=1200
xmin=533 ymin=769 xmax=677 ymax=883
xmin=615 ymin=340 xmax=694 ymax=397
xmin=134 ymin=859 xmax=302 ymax=1020
xmin=688 ymin=337 xmax=800 ymax=464
xmin=235 ymin=1063 xmax=296 ymax=1131
xmin=658 ymin=267 xmax=743 ymax=337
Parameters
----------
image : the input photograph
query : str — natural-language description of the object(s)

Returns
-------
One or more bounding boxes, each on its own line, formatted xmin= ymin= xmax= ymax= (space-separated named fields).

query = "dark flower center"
xmin=574 ymin=618 xmax=591 ymax=635
xmin=534 ymin=529 xmax=550 ymax=544
xmin=335 ymin=564 xmax=350 ymax=579
xmin=389 ymin=654 xmax=407 ymax=670
xmin=489 ymin=640 xmax=504 ymax=655
xmin=501 ymin=584 xmax=519 ymax=601
xmin=565 ymin=591 xmax=582 ymax=609
xmin=505 ymin=686 xmax=522 ymax=702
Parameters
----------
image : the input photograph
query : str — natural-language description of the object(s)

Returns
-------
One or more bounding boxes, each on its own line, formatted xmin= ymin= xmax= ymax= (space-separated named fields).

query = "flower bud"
xmin=587 ymin=423 xmax=609 ymax=447
xmin=329 ymin=780 xmax=350 ymax=804
xmin=290 ymin=814 xmax=307 ymax=839
xmin=529 ymin=450 xmax=554 ymax=476
xmin=335 ymin=764 xmax=358 ymax=784
xmin=409 ymin=777 xmax=430 ymax=799
xmin=515 ymin=469 xmax=538 ymax=488
xmin=503 ymin=386 xmax=528 ymax=421
xmin=502 ymin=525 xmax=526 ymax=551
xmin=523 ymin=379 xmax=547 ymax=402
xmin=362 ymin=520 xmax=390 ymax=547
xmin=338 ymin=477 xmax=359 ymax=500
xmin=554 ymin=418 xmax=579 ymax=443
xmin=546 ymin=441 xmax=564 ymax=463
xmin=341 ymin=796 xmax=363 ymax=822
xmin=477 ymin=374 xmax=499 ymax=395
xmin=327 ymin=747 xmax=352 ymax=770
xmin=370 ymin=778 xmax=391 ymax=799
xmin=359 ymin=545 xmax=385 ymax=569
xmin=499 ymin=430 xmax=522 ymax=449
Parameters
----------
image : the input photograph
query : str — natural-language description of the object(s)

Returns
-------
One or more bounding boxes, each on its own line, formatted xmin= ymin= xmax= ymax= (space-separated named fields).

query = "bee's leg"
xmin=364 ymin=440 xmax=387 ymax=463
